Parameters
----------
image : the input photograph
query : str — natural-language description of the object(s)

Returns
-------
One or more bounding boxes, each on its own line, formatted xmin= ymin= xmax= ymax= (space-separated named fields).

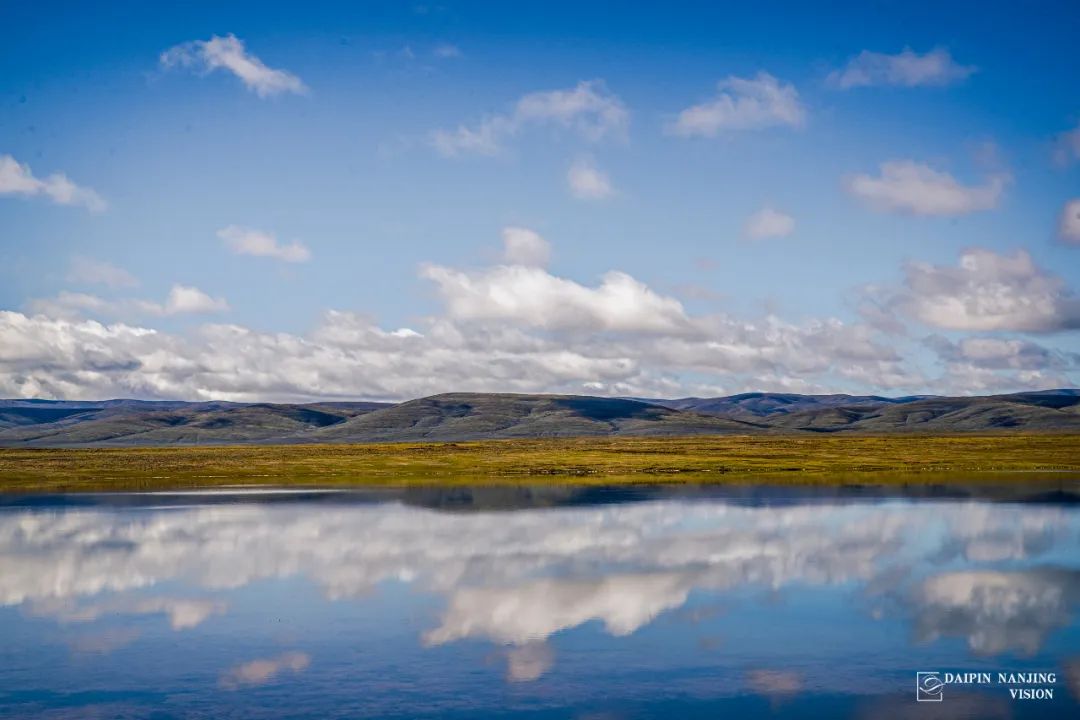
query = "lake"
xmin=1 ymin=484 xmax=1079 ymax=719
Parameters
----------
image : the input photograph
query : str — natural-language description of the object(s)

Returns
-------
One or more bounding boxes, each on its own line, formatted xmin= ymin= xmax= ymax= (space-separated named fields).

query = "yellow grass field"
xmin=1 ymin=434 xmax=1079 ymax=492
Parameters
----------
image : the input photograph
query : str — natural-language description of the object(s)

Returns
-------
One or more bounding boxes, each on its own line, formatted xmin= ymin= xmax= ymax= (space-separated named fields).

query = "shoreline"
xmin=2 ymin=434 xmax=1079 ymax=492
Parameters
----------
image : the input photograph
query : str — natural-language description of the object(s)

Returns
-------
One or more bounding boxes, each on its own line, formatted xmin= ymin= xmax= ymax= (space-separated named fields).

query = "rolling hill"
xmin=761 ymin=393 xmax=1080 ymax=433
xmin=649 ymin=393 xmax=925 ymax=422
xmin=310 ymin=393 xmax=761 ymax=442
xmin=0 ymin=400 xmax=389 ymax=446
xmin=0 ymin=390 xmax=1077 ymax=447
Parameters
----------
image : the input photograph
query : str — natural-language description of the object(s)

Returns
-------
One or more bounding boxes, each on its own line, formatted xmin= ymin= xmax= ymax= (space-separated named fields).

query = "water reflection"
xmin=1 ymin=486 xmax=1079 ymax=718
xmin=219 ymin=652 xmax=311 ymax=690
xmin=913 ymin=568 xmax=1080 ymax=655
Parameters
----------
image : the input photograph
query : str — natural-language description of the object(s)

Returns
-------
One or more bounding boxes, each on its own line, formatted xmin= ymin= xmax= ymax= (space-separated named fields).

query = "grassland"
xmin=1 ymin=434 xmax=1079 ymax=492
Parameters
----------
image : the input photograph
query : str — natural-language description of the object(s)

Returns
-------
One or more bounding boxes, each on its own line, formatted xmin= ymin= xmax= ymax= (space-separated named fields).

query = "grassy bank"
xmin=1 ymin=434 xmax=1079 ymax=492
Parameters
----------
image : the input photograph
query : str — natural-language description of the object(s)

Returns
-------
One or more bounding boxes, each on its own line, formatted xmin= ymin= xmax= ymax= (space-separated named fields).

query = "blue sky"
xmin=1 ymin=0 xmax=1078 ymax=400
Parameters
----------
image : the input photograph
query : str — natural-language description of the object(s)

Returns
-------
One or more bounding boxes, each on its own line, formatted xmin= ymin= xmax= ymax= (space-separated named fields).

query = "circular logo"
xmin=920 ymin=674 xmax=944 ymax=695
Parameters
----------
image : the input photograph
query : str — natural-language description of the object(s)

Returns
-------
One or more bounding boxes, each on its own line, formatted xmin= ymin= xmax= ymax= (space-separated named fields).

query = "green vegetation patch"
xmin=1 ymin=434 xmax=1079 ymax=492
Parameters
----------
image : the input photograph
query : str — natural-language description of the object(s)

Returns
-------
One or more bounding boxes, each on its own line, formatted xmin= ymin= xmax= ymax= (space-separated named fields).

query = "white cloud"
xmin=828 ymin=47 xmax=976 ymax=89
xmin=218 ymin=225 xmax=311 ymax=263
xmin=513 ymin=82 xmax=628 ymax=139
xmin=921 ymin=335 xmax=1078 ymax=392
xmin=432 ymin=43 xmax=462 ymax=59
xmin=430 ymin=118 xmax=507 ymax=156
xmin=566 ymin=158 xmax=614 ymax=200
xmin=501 ymin=227 xmax=550 ymax=267
xmin=431 ymin=80 xmax=628 ymax=156
xmin=743 ymin=207 xmax=795 ymax=239
xmin=924 ymin=335 xmax=1077 ymax=372
xmin=1060 ymin=198 xmax=1080 ymax=245
xmin=0 ymin=154 xmax=105 ymax=212
xmin=932 ymin=365 xmax=1074 ymax=395
xmin=668 ymin=72 xmax=806 ymax=137
xmin=5 ymin=234 xmax=1075 ymax=401
xmin=67 ymin=257 xmax=139 ymax=289
xmin=160 ymin=34 xmax=306 ymax=97
xmin=895 ymin=248 xmax=1080 ymax=332
xmin=27 ymin=284 xmax=228 ymax=320
xmin=420 ymin=264 xmax=692 ymax=334
xmin=845 ymin=160 xmax=1007 ymax=216
xmin=219 ymin=652 xmax=310 ymax=689
xmin=1053 ymin=122 xmax=1080 ymax=166
xmin=1 ymin=295 xmax=912 ymax=402
xmin=163 ymin=285 xmax=229 ymax=315
xmin=26 ymin=292 xmax=117 ymax=320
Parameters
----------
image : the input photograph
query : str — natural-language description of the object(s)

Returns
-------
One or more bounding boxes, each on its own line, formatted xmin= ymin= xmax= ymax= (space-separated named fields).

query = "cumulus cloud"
xmin=743 ymin=207 xmax=795 ymax=239
xmin=920 ymin=335 xmax=1078 ymax=394
xmin=160 ymin=34 xmax=306 ymax=97
xmin=162 ymin=285 xmax=230 ymax=314
xmin=566 ymin=157 xmax=614 ymax=200
xmin=218 ymin=225 xmax=311 ymax=263
xmin=419 ymin=264 xmax=693 ymax=334
xmin=1060 ymin=198 xmax=1080 ymax=244
xmin=845 ymin=161 xmax=1007 ymax=216
xmin=924 ymin=335 xmax=1078 ymax=372
xmin=0 ymin=154 xmax=105 ymax=212
xmin=668 ymin=72 xmax=806 ymax=137
xmin=219 ymin=652 xmax=310 ymax=689
xmin=0 ymin=301 xmax=912 ymax=402
xmin=0 ymin=308 xmax=644 ymax=401
xmin=67 ymin=257 xmax=139 ymax=289
xmin=5 ymin=233 xmax=1074 ymax=400
xmin=827 ymin=47 xmax=976 ymax=89
xmin=894 ymin=248 xmax=1080 ymax=333
xmin=931 ymin=365 xmax=1074 ymax=395
xmin=501 ymin=227 xmax=550 ymax=267
xmin=431 ymin=80 xmax=628 ymax=156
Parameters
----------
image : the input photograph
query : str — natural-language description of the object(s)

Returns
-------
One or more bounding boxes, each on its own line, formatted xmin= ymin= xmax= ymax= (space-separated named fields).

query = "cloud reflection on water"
xmin=914 ymin=568 xmax=1080 ymax=656
xmin=219 ymin=651 xmax=311 ymax=690
xmin=0 ymin=497 xmax=1077 ymax=684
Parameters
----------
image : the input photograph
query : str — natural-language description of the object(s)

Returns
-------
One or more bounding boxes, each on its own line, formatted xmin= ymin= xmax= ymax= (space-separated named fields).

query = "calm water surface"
xmin=1 ymin=484 xmax=1079 ymax=719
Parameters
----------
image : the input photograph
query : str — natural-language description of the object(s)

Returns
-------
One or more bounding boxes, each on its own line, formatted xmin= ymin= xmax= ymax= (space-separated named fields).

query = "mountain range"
xmin=1 ymin=389 xmax=1078 ymax=447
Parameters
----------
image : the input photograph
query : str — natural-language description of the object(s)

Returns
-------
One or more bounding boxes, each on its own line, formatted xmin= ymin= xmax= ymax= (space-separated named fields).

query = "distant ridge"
xmin=0 ymin=390 xmax=1078 ymax=447
xmin=310 ymin=393 xmax=759 ymax=442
